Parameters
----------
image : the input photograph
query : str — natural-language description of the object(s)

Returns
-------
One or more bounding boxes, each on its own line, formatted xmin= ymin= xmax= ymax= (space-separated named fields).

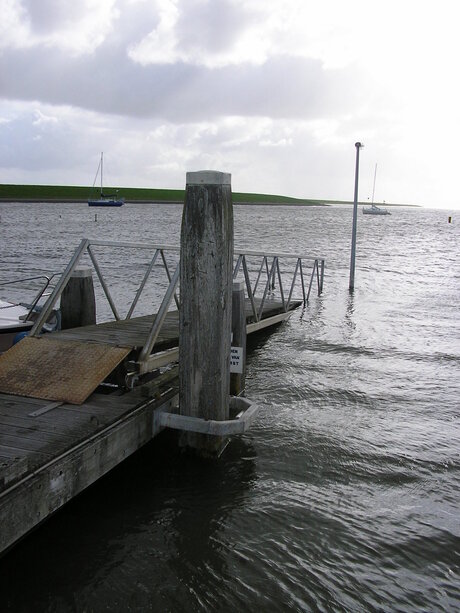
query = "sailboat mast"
xmin=100 ymin=152 xmax=103 ymax=196
xmin=371 ymin=163 xmax=377 ymax=205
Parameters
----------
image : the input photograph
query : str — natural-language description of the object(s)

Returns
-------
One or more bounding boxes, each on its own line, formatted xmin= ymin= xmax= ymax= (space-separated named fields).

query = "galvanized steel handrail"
xmin=233 ymin=251 xmax=325 ymax=323
xmin=30 ymin=238 xmax=90 ymax=336
xmin=28 ymin=238 xmax=325 ymax=368
xmin=70 ymin=239 xmax=319 ymax=261
xmin=29 ymin=239 xmax=181 ymax=336
xmin=137 ymin=264 xmax=180 ymax=364
xmin=0 ymin=274 xmax=60 ymax=321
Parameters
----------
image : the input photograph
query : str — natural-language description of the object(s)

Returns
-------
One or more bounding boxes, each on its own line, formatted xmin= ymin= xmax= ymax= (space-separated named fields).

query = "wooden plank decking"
xmin=49 ymin=297 xmax=301 ymax=350
xmin=0 ymin=385 xmax=178 ymax=555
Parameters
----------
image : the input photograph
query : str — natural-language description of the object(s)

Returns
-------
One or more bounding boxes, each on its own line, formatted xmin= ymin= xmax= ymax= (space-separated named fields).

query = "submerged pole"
xmin=349 ymin=142 xmax=363 ymax=292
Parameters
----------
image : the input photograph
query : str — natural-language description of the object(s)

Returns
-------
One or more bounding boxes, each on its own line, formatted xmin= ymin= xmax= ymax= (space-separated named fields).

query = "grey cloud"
xmin=0 ymin=111 xmax=89 ymax=171
xmin=0 ymin=41 xmax=360 ymax=122
xmin=21 ymin=0 xmax=87 ymax=33
xmin=0 ymin=102 xmax=358 ymax=202
xmin=175 ymin=0 xmax=258 ymax=54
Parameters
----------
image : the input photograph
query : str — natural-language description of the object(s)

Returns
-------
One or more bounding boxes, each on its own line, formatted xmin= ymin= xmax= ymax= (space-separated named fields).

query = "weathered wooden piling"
xmin=179 ymin=170 xmax=233 ymax=456
xmin=60 ymin=268 xmax=96 ymax=330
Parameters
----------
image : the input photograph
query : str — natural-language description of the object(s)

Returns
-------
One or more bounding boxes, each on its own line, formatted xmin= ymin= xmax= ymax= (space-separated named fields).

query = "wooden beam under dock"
xmin=0 ymin=387 xmax=178 ymax=556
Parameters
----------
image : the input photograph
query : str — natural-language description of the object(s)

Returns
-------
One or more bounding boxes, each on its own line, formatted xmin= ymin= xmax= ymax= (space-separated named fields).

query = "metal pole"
xmin=349 ymin=142 xmax=363 ymax=292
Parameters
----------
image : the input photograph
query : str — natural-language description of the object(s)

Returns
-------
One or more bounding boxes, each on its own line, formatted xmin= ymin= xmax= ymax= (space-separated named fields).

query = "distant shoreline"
xmin=0 ymin=198 xmax=419 ymax=208
xmin=0 ymin=184 xmax=419 ymax=207
xmin=0 ymin=198 xmax=329 ymax=206
xmin=0 ymin=184 xmax=325 ymax=206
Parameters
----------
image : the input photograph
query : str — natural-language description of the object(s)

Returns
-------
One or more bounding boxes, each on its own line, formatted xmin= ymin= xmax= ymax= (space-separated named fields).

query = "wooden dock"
xmin=0 ymin=171 xmax=325 ymax=556
xmin=51 ymin=297 xmax=299 ymax=348
xmin=0 ymin=298 xmax=299 ymax=556
xmin=0 ymin=385 xmax=178 ymax=556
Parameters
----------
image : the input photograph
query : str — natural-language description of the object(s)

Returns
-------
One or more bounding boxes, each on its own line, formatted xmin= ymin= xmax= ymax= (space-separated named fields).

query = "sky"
xmin=0 ymin=0 xmax=459 ymax=209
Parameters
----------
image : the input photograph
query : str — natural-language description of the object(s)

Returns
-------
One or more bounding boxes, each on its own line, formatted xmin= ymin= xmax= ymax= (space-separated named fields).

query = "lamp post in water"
xmin=349 ymin=141 xmax=363 ymax=292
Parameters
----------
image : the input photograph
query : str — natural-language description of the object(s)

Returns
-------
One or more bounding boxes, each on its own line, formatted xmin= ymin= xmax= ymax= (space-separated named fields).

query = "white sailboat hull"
xmin=363 ymin=206 xmax=390 ymax=215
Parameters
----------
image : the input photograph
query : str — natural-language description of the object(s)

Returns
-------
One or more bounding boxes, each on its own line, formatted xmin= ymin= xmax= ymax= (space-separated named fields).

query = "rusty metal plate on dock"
xmin=0 ymin=337 xmax=131 ymax=405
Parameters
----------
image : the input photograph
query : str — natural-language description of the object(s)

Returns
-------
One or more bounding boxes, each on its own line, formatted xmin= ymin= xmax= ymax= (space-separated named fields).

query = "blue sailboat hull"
xmin=88 ymin=199 xmax=125 ymax=207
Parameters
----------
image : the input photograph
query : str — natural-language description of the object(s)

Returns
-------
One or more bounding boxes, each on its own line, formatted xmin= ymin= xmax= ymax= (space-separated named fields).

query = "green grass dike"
xmin=0 ymin=184 xmax=332 ymax=206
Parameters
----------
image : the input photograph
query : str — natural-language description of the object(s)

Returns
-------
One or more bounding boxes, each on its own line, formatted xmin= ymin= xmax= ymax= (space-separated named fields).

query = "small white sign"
xmin=230 ymin=346 xmax=243 ymax=374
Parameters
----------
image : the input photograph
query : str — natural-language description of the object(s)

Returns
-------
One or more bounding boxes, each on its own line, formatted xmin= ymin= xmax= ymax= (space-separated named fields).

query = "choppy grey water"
xmin=0 ymin=202 xmax=459 ymax=612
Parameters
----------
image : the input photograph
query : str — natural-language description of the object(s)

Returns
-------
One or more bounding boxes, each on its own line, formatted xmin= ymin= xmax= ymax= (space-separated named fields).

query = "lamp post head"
xmin=355 ymin=142 xmax=364 ymax=148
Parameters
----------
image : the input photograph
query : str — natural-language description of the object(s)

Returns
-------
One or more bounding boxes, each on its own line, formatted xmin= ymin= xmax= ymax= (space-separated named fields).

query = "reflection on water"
xmin=1 ymin=432 xmax=257 ymax=612
xmin=0 ymin=202 xmax=459 ymax=611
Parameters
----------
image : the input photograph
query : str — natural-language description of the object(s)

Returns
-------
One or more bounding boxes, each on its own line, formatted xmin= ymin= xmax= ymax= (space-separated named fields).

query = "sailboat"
xmin=362 ymin=164 xmax=390 ymax=215
xmin=88 ymin=152 xmax=125 ymax=207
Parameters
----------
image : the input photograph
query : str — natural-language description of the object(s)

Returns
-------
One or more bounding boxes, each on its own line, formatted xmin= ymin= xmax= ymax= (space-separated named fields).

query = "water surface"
xmin=0 ymin=202 xmax=459 ymax=611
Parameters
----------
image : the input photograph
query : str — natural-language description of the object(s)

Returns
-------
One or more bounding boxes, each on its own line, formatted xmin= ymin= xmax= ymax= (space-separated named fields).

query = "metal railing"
xmin=29 ymin=239 xmax=325 ymax=369
xmin=29 ymin=239 xmax=180 ymax=336
xmin=0 ymin=274 xmax=60 ymax=321
xmin=233 ymin=249 xmax=324 ymax=323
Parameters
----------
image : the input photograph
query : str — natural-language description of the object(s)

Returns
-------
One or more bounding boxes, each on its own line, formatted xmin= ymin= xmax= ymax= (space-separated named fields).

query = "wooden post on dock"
xmin=179 ymin=170 xmax=233 ymax=457
xmin=60 ymin=268 xmax=96 ymax=329
xmin=230 ymin=281 xmax=246 ymax=396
